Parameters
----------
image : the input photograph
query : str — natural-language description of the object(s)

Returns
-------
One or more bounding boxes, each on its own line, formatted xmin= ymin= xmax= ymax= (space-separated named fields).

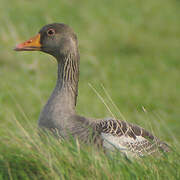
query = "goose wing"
xmin=95 ymin=119 xmax=170 ymax=156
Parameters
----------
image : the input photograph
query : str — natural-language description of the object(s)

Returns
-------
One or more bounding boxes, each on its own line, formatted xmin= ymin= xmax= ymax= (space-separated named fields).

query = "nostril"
xmin=27 ymin=40 xmax=32 ymax=43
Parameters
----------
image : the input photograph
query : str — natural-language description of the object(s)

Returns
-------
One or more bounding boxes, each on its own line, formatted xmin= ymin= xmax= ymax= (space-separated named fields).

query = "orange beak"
xmin=14 ymin=33 xmax=41 ymax=51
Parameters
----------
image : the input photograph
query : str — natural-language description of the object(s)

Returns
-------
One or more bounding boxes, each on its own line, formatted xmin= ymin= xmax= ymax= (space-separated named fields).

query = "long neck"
xmin=49 ymin=53 xmax=79 ymax=114
xmin=58 ymin=53 xmax=79 ymax=104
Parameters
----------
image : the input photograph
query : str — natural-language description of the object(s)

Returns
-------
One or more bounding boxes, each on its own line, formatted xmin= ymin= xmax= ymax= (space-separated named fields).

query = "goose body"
xmin=15 ymin=23 xmax=170 ymax=156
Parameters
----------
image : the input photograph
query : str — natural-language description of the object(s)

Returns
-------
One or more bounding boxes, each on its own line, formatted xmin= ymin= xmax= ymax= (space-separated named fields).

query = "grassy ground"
xmin=0 ymin=0 xmax=180 ymax=179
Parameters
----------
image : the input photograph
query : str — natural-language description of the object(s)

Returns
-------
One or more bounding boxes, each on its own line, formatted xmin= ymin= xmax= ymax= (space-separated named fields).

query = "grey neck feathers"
xmin=51 ymin=53 xmax=79 ymax=114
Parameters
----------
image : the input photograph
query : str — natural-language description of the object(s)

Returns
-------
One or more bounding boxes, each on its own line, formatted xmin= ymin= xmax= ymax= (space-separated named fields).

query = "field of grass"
xmin=0 ymin=0 xmax=180 ymax=179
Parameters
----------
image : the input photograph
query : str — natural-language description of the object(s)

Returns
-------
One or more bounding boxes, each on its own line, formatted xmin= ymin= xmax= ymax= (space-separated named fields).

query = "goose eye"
xmin=47 ymin=29 xmax=55 ymax=36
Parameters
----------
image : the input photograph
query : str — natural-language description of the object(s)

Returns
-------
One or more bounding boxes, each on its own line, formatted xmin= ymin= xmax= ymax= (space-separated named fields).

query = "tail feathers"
xmin=159 ymin=142 xmax=171 ymax=152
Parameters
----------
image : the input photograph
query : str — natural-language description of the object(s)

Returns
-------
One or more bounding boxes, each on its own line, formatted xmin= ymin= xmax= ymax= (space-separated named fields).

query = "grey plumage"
xmin=95 ymin=119 xmax=170 ymax=156
xmin=15 ymin=23 xmax=170 ymax=157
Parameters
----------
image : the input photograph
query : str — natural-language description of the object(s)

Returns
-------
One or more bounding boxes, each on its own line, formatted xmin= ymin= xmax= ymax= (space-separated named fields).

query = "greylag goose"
xmin=14 ymin=23 xmax=170 ymax=156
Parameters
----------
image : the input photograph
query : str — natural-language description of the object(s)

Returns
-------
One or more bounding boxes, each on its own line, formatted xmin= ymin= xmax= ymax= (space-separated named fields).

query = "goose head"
xmin=14 ymin=23 xmax=79 ymax=60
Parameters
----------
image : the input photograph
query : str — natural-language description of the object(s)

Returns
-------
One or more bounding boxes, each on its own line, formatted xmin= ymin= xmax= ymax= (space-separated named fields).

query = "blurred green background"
xmin=0 ymin=0 xmax=180 ymax=178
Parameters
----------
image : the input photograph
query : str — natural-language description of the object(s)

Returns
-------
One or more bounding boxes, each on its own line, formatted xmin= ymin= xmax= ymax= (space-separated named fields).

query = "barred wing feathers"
xmin=95 ymin=119 xmax=170 ymax=156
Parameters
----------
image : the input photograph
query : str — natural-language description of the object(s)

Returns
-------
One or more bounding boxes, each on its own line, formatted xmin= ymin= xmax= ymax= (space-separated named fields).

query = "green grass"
xmin=0 ymin=0 xmax=180 ymax=179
